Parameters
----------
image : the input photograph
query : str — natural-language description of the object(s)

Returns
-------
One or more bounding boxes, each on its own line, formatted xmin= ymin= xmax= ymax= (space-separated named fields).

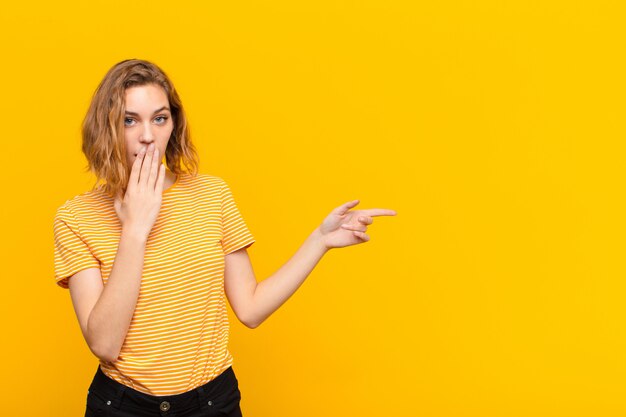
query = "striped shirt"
xmin=52 ymin=173 xmax=255 ymax=395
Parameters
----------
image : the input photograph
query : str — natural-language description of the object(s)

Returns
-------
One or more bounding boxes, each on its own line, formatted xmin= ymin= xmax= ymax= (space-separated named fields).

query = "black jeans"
xmin=85 ymin=365 xmax=243 ymax=417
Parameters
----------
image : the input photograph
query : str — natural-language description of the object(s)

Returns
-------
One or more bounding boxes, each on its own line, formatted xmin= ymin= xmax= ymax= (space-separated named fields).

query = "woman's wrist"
xmin=121 ymin=226 xmax=149 ymax=245
xmin=310 ymin=227 xmax=330 ymax=254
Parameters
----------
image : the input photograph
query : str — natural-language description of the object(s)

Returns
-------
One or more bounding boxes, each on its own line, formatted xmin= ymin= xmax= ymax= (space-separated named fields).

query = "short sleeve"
xmin=220 ymin=179 xmax=255 ymax=255
xmin=53 ymin=204 xmax=100 ymax=289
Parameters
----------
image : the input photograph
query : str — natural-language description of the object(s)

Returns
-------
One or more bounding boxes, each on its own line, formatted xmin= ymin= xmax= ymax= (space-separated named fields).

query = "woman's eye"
xmin=124 ymin=118 xmax=135 ymax=126
xmin=155 ymin=116 xmax=168 ymax=124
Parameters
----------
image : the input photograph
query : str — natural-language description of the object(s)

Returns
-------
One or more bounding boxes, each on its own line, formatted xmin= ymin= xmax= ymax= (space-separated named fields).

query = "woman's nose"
xmin=140 ymin=122 xmax=155 ymax=141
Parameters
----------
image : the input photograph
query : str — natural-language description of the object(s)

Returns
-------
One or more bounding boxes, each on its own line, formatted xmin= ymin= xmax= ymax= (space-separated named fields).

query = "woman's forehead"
xmin=124 ymin=84 xmax=169 ymax=110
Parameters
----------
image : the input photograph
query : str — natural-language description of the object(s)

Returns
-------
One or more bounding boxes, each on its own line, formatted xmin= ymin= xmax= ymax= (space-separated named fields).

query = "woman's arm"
xmin=70 ymin=230 xmax=147 ymax=362
xmin=224 ymin=199 xmax=396 ymax=329
xmin=224 ymin=228 xmax=327 ymax=329
xmin=69 ymin=144 xmax=165 ymax=362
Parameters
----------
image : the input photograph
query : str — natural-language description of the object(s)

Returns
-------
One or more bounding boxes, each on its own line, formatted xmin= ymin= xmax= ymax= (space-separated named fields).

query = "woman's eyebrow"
xmin=124 ymin=106 xmax=171 ymax=116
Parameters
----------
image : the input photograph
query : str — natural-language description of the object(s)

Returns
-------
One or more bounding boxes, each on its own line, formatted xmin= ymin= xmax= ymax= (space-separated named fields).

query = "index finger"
xmin=362 ymin=209 xmax=398 ymax=217
xmin=127 ymin=148 xmax=146 ymax=192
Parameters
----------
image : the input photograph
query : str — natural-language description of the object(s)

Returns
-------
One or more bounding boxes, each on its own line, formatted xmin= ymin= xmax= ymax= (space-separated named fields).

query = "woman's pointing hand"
xmin=317 ymin=199 xmax=397 ymax=250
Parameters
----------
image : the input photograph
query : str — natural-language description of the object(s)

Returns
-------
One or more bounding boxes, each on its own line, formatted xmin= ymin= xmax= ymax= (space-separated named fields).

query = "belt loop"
xmin=112 ymin=383 xmax=127 ymax=410
xmin=196 ymin=384 xmax=206 ymax=404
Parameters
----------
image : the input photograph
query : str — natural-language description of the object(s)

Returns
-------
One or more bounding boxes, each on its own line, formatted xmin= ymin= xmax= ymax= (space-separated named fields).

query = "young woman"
xmin=53 ymin=59 xmax=397 ymax=417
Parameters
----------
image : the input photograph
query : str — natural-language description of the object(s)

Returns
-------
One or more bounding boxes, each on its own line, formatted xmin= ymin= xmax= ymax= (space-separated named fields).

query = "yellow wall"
xmin=1 ymin=1 xmax=624 ymax=416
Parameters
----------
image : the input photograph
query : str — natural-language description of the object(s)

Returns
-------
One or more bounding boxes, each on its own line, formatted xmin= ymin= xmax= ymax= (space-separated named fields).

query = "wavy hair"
xmin=82 ymin=59 xmax=199 ymax=200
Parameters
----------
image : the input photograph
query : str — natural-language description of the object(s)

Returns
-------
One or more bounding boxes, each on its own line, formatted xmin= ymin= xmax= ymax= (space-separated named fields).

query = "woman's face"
xmin=123 ymin=83 xmax=174 ymax=169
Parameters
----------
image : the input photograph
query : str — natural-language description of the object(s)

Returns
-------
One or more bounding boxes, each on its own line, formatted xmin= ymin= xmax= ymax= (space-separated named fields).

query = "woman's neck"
xmin=163 ymin=170 xmax=177 ymax=192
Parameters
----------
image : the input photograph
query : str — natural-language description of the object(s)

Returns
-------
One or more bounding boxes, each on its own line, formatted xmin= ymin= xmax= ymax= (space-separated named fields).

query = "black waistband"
xmin=89 ymin=365 xmax=236 ymax=412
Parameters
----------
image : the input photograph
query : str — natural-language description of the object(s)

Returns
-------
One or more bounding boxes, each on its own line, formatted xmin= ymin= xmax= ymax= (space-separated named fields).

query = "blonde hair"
xmin=82 ymin=59 xmax=199 ymax=200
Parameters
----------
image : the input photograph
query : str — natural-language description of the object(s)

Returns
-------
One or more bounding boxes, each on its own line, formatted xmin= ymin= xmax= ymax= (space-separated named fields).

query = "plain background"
xmin=1 ymin=1 xmax=625 ymax=416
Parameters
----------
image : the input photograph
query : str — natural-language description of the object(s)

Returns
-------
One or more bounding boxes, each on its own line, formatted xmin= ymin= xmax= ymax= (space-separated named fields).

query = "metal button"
xmin=208 ymin=401 xmax=213 ymax=406
xmin=160 ymin=401 xmax=171 ymax=412
xmin=106 ymin=400 xmax=111 ymax=406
